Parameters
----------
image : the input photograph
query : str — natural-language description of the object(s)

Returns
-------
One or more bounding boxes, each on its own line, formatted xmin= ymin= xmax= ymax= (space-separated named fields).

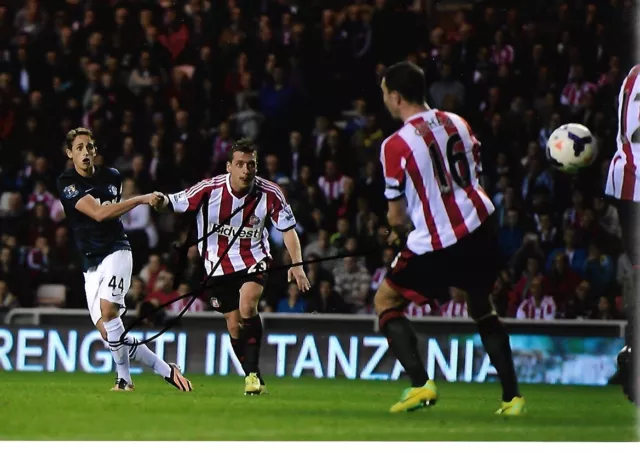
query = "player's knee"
xmin=99 ymin=299 xmax=120 ymax=322
xmin=374 ymin=281 xmax=404 ymax=315
xmin=239 ymin=301 xmax=258 ymax=318
xmin=239 ymin=282 xmax=262 ymax=318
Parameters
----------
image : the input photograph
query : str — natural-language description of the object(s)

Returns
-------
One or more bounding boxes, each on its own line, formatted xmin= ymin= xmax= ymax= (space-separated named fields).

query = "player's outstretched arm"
xmin=75 ymin=193 xmax=153 ymax=222
xmin=150 ymin=192 xmax=174 ymax=213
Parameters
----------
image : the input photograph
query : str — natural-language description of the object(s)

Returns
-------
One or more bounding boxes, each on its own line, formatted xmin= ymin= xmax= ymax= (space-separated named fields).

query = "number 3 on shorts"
xmin=247 ymin=260 xmax=267 ymax=274
xmin=108 ymin=275 xmax=125 ymax=296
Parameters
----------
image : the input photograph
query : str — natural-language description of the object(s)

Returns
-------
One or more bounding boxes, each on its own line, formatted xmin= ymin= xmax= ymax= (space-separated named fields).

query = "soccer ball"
xmin=545 ymin=123 xmax=597 ymax=174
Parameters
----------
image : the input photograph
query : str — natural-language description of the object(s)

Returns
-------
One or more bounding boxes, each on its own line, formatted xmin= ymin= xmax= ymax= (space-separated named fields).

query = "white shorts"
xmin=83 ymin=249 xmax=133 ymax=326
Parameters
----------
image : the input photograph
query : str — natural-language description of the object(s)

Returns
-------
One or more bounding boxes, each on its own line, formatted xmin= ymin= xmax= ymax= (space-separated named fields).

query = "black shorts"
xmin=201 ymin=259 xmax=269 ymax=314
xmin=385 ymin=215 xmax=499 ymax=318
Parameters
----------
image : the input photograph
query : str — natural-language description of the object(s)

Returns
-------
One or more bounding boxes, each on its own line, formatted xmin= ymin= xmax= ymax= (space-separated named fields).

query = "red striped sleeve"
xmin=257 ymin=178 xmax=296 ymax=231
xmin=380 ymin=134 xmax=409 ymax=201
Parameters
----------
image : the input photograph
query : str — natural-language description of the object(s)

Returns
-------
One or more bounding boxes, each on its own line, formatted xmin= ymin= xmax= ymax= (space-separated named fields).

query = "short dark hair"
xmin=228 ymin=138 xmax=258 ymax=162
xmin=66 ymin=127 xmax=93 ymax=150
xmin=382 ymin=61 xmax=426 ymax=105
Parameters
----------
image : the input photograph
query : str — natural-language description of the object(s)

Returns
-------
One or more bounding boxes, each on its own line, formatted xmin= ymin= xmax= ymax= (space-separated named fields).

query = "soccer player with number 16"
xmin=373 ymin=62 xmax=524 ymax=414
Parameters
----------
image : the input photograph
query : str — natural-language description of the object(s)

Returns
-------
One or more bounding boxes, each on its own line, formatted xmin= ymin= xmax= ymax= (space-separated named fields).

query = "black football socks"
xmin=378 ymin=306 xmax=429 ymax=387
xmin=242 ymin=314 xmax=265 ymax=384
xmin=477 ymin=314 xmax=520 ymax=401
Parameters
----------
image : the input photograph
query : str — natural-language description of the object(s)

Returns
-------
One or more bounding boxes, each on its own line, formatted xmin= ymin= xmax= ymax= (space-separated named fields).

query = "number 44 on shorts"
xmin=108 ymin=275 xmax=125 ymax=296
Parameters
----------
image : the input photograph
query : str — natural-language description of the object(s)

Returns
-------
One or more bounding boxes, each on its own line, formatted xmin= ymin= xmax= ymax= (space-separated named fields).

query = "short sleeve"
xmin=380 ymin=135 xmax=409 ymax=201
xmin=107 ymin=167 xmax=121 ymax=179
xmin=167 ymin=189 xmax=191 ymax=213
xmin=57 ymin=175 xmax=90 ymax=210
xmin=168 ymin=180 xmax=214 ymax=213
xmin=268 ymin=185 xmax=296 ymax=232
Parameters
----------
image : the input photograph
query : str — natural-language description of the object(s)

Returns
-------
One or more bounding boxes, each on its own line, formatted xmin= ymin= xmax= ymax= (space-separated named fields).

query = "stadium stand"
xmin=0 ymin=0 xmax=635 ymax=322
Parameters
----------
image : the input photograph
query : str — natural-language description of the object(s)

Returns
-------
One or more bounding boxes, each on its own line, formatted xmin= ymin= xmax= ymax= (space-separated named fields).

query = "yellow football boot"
xmin=495 ymin=396 xmax=526 ymax=415
xmin=244 ymin=372 xmax=262 ymax=395
xmin=389 ymin=380 xmax=438 ymax=413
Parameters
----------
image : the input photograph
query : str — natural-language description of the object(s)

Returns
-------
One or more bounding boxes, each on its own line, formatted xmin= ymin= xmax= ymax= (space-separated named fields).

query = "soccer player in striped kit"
xmin=605 ymin=64 xmax=640 ymax=404
xmin=373 ymin=62 xmax=524 ymax=414
xmin=151 ymin=138 xmax=310 ymax=395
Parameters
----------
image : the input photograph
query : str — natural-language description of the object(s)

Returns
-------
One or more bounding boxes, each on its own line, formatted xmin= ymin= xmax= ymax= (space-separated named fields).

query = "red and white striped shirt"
xmin=405 ymin=301 xmax=434 ymax=317
xmin=26 ymin=191 xmax=56 ymax=211
xmin=440 ymin=299 xmax=469 ymax=318
xmin=370 ymin=266 xmax=387 ymax=291
xmin=317 ymin=175 xmax=347 ymax=202
xmin=560 ymin=81 xmax=597 ymax=108
xmin=606 ymin=64 xmax=640 ymax=201
xmin=380 ymin=109 xmax=494 ymax=254
xmin=167 ymin=296 xmax=206 ymax=314
xmin=516 ymin=296 xmax=556 ymax=320
xmin=168 ymin=174 xmax=296 ymax=276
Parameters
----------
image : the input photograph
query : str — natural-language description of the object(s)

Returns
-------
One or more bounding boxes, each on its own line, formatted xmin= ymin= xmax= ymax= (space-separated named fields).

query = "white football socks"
xmin=103 ymin=317 xmax=132 ymax=384
xmin=126 ymin=336 xmax=172 ymax=378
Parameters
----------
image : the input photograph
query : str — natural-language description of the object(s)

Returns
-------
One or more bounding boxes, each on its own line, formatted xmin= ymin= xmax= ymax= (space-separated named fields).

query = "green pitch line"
xmin=0 ymin=372 xmax=636 ymax=441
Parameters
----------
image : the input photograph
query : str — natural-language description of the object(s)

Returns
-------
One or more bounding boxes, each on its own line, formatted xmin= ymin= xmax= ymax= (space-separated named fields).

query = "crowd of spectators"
xmin=0 ymin=0 xmax=635 ymax=324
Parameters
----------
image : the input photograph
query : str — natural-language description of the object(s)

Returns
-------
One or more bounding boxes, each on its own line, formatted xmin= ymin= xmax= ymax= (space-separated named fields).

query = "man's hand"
xmin=387 ymin=226 xmax=407 ymax=247
xmin=387 ymin=229 xmax=401 ymax=246
xmin=288 ymin=265 xmax=311 ymax=292
xmin=138 ymin=193 xmax=153 ymax=205
xmin=149 ymin=192 xmax=167 ymax=210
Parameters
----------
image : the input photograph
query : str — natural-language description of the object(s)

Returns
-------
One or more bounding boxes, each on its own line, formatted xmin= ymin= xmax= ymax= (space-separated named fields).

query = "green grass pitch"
xmin=0 ymin=372 xmax=637 ymax=441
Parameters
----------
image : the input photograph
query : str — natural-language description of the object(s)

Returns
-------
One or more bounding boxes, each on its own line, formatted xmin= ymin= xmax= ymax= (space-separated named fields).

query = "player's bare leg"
xmin=374 ymin=281 xmax=437 ymax=412
xmin=97 ymin=315 xmax=192 ymax=392
xmin=100 ymin=299 xmax=134 ymax=391
xmin=468 ymin=298 xmax=524 ymax=415
xmin=239 ymin=281 xmax=267 ymax=395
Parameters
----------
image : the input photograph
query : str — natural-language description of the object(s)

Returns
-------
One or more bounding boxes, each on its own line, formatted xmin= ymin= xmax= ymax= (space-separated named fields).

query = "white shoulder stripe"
xmin=256 ymin=178 xmax=286 ymax=204
xmin=186 ymin=178 xmax=225 ymax=197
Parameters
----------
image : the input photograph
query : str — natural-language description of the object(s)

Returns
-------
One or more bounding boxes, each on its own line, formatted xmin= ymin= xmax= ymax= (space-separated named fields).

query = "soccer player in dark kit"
xmin=57 ymin=127 xmax=193 ymax=392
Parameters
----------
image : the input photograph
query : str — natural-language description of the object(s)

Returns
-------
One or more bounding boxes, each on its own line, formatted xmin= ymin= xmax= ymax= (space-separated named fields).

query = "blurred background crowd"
xmin=0 ymin=0 xmax=635 ymax=324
